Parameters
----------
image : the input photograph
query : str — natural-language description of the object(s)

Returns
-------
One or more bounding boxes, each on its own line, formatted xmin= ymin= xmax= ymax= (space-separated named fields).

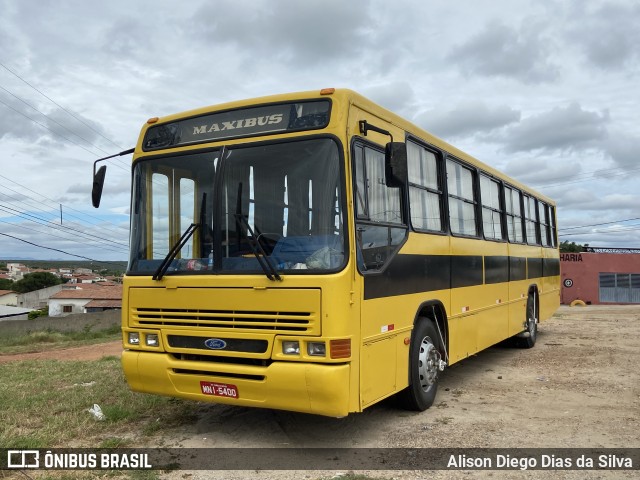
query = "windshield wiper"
xmin=152 ymin=223 xmax=200 ymax=281
xmin=234 ymin=183 xmax=281 ymax=281
xmin=235 ymin=214 xmax=282 ymax=281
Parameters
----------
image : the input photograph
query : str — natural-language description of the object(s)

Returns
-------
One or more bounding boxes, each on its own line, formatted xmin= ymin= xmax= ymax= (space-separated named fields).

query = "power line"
xmin=0 ymin=232 xmax=125 ymax=265
xmin=0 ymin=95 xmax=106 ymax=158
xmin=0 ymin=60 xmax=125 ymax=151
xmin=559 ymin=224 xmax=640 ymax=237
xmin=0 ymin=83 xmax=112 ymax=156
xmin=0 ymin=173 xmax=129 ymax=234
xmin=0 ymin=204 xmax=129 ymax=253
xmin=532 ymin=166 xmax=640 ymax=189
xmin=0 ymin=182 xmax=130 ymax=242
xmin=559 ymin=217 xmax=640 ymax=232
xmin=0 ymin=65 xmax=131 ymax=171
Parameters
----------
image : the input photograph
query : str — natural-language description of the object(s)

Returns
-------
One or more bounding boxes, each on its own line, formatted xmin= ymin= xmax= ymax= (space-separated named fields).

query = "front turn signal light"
xmin=330 ymin=339 xmax=351 ymax=359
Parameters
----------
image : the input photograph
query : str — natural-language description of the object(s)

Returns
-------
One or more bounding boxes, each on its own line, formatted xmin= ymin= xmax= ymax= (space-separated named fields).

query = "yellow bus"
xmin=92 ymin=88 xmax=560 ymax=417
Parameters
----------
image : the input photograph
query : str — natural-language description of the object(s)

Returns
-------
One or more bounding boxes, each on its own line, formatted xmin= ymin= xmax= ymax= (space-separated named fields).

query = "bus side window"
xmin=480 ymin=174 xmax=503 ymax=240
xmin=446 ymin=159 xmax=478 ymax=237
xmin=523 ymin=195 xmax=539 ymax=245
xmin=505 ymin=186 xmax=524 ymax=243
xmin=407 ymin=141 xmax=443 ymax=232
xmin=549 ymin=205 xmax=558 ymax=247
xmin=353 ymin=142 xmax=407 ymax=272
xmin=539 ymin=201 xmax=551 ymax=247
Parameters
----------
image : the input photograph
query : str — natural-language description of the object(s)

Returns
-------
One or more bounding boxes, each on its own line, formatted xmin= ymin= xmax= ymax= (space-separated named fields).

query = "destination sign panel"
xmin=143 ymin=100 xmax=330 ymax=151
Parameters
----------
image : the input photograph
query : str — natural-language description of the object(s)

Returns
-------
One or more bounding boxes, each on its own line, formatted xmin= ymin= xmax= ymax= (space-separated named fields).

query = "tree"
xmin=13 ymin=272 xmax=62 ymax=293
xmin=28 ymin=306 xmax=49 ymax=320
xmin=0 ymin=278 xmax=14 ymax=290
xmin=559 ymin=241 xmax=587 ymax=253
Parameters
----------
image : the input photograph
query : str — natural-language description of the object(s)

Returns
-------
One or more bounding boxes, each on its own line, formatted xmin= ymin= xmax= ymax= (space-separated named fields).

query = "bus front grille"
xmin=133 ymin=308 xmax=313 ymax=332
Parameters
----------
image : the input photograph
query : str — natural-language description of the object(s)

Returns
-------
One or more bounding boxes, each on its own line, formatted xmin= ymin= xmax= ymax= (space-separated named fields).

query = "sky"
xmin=0 ymin=0 xmax=639 ymax=262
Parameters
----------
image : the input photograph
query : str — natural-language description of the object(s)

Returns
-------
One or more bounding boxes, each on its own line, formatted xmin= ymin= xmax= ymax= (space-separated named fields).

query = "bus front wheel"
xmin=397 ymin=318 xmax=443 ymax=411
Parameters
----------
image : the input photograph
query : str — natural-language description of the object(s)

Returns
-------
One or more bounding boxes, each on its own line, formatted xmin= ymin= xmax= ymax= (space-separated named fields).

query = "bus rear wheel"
xmin=397 ymin=318 xmax=443 ymax=411
xmin=516 ymin=294 xmax=537 ymax=349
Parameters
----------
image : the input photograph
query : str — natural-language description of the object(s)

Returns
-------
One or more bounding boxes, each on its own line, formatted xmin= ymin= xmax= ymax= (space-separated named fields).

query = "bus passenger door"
xmin=351 ymin=137 xmax=409 ymax=408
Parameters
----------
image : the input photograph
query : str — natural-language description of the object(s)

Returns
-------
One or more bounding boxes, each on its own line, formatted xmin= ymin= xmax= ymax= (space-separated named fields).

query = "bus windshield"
xmin=128 ymin=137 xmax=346 ymax=276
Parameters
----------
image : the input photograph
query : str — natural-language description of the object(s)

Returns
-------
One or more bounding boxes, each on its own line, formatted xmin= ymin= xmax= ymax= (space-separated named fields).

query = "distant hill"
xmin=1 ymin=260 xmax=127 ymax=274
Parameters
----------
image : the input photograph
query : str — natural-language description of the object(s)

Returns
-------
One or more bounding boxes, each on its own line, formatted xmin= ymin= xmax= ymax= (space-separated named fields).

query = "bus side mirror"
xmin=385 ymin=142 xmax=407 ymax=188
xmin=92 ymin=165 xmax=107 ymax=208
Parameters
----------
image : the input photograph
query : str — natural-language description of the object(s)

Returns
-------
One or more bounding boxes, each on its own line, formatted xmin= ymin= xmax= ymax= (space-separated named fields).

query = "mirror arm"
xmin=359 ymin=120 xmax=394 ymax=143
xmin=91 ymin=148 xmax=135 ymax=208
xmin=93 ymin=148 xmax=135 ymax=177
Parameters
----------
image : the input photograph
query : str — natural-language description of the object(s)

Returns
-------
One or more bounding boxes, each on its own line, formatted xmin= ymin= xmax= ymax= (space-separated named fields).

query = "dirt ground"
xmin=153 ymin=305 xmax=639 ymax=479
xmin=3 ymin=305 xmax=638 ymax=479
xmin=0 ymin=340 xmax=123 ymax=363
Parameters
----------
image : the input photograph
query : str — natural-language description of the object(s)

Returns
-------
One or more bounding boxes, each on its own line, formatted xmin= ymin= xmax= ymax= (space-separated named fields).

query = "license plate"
xmin=200 ymin=381 xmax=238 ymax=399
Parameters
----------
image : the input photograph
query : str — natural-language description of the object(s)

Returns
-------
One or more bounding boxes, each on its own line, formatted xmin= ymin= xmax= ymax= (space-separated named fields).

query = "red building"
xmin=560 ymin=248 xmax=640 ymax=305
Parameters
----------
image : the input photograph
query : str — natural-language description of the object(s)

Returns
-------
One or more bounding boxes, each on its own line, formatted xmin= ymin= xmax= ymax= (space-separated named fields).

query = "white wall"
xmin=48 ymin=298 xmax=90 ymax=317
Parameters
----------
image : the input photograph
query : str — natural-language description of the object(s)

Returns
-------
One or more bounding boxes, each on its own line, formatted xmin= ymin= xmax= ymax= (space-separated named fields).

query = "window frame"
xmin=406 ymin=138 xmax=445 ymax=234
xmin=351 ymin=137 xmax=408 ymax=275
xmin=479 ymin=173 xmax=505 ymax=242
xmin=549 ymin=204 xmax=558 ymax=247
xmin=446 ymin=156 xmax=479 ymax=238
xmin=523 ymin=194 xmax=540 ymax=245
xmin=352 ymin=141 xmax=404 ymax=226
xmin=504 ymin=185 xmax=525 ymax=244
xmin=538 ymin=201 xmax=552 ymax=247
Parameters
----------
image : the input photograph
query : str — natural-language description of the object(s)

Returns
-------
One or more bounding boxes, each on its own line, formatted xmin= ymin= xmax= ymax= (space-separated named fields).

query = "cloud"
xmin=363 ymin=82 xmax=416 ymax=115
xmin=500 ymin=103 xmax=609 ymax=153
xmin=567 ymin=2 xmax=640 ymax=69
xmin=555 ymin=187 xmax=640 ymax=212
xmin=448 ymin=19 xmax=559 ymax=84
xmin=191 ymin=0 xmax=371 ymax=65
xmin=0 ymin=86 xmax=106 ymax=149
xmin=415 ymin=101 xmax=520 ymax=139
xmin=605 ymin=133 xmax=640 ymax=169
xmin=504 ymin=156 xmax=582 ymax=187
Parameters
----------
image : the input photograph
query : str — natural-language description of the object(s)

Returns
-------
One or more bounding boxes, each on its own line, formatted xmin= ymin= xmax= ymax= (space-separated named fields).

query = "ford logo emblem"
xmin=204 ymin=338 xmax=227 ymax=350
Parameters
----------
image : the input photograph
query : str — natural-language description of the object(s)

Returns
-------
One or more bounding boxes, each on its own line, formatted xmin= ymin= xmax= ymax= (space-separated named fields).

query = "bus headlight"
xmin=128 ymin=332 xmax=140 ymax=345
xmin=282 ymin=341 xmax=300 ymax=355
xmin=307 ymin=342 xmax=326 ymax=357
xmin=145 ymin=333 xmax=159 ymax=347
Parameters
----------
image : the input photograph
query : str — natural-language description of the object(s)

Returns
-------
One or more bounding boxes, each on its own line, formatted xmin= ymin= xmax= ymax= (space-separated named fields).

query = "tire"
xmin=396 ymin=318 xmax=443 ymax=411
xmin=516 ymin=294 xmax=538 ymax=349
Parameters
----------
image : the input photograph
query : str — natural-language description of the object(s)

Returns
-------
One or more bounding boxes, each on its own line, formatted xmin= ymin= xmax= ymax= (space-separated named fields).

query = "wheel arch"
xmin=413 ymin=300 xmax=449 ymax=360
xmin=527 ymin=283 xmax=540 ymax=322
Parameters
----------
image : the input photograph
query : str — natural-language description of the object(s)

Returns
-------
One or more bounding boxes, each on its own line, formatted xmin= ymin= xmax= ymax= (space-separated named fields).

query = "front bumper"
xmin=122 ymin=350 xmax=351 ymax=417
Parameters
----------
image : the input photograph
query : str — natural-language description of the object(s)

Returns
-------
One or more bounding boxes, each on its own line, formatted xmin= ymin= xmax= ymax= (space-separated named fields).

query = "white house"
xmin=0 ymin=290 xmax=18 ymax=306
xmin=48 ymin=283 xmax=122 ymax=316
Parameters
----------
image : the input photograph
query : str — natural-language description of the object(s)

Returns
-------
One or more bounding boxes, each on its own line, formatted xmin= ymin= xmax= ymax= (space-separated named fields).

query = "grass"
xmin=0 ymin=325 xmax=197 ymax=479
xmin=0 ymin=325 xmax=121 ymax=355
xmin=0 ymin=354 xmax=198 ymax=479
xmin=0 ymin=355 xmax=199 ymax=449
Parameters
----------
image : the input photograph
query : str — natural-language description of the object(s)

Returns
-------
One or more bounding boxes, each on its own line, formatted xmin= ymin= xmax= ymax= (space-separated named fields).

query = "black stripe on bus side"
xmin=509 ymin=256 xmax=527 ymax=282
xmin=451 ymin=255 xmax=484 ymax=288
xmin=485 ymin=256 xmax=509 ymax=284
xmin=363 ymin=254 xmax=451 ymax=300
xmin=363 ymin=254 xmax=559 ymax=300
xmin=543 ymin=257 xmax=560 ymax=277
xmin=527 ymin=257 xmax=543 ymax=279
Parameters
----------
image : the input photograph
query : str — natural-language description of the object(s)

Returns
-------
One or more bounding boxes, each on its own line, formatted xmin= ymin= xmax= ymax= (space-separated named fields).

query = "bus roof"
xmin=141 ymin=88 xmax=554 ymax=205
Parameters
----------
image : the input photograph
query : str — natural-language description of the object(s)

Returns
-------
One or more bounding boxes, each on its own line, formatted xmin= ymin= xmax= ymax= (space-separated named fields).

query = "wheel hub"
xmin=418 ymin=336 xmax=441 ymax=391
